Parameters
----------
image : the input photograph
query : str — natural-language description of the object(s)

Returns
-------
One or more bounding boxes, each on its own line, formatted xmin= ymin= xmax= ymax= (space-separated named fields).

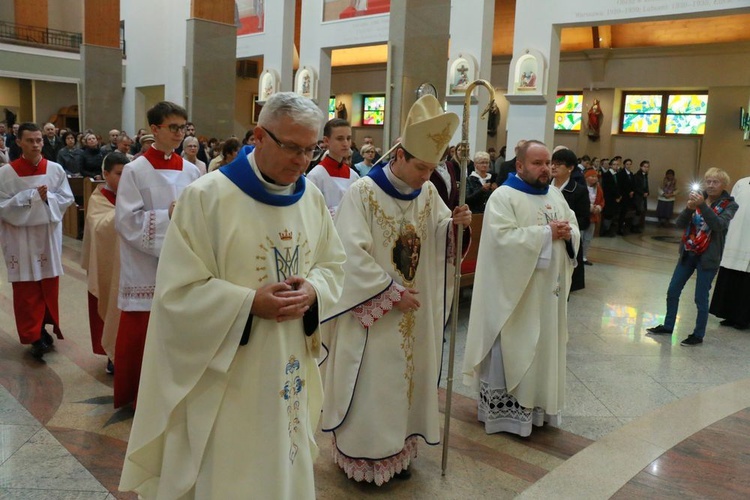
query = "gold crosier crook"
xmin=441 ymin=79 xmax=497 ymax=476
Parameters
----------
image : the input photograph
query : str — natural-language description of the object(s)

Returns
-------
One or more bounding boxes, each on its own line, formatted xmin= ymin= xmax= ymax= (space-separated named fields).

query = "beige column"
xmin=80 ymin=0 xmax=122 ymax=134
xmin=187 ymin=0 xmax=237 ymax=139
xmin=386 ymin=0 xmax=451 ymax=145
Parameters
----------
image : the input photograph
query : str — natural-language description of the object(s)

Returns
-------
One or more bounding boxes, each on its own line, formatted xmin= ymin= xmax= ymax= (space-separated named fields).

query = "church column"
xmin=386 ymin=0 xmax=451 ymax=145
xmin=445 ymin=0 xmax=495 ymax=155
xmin=80 ymin=0 xmax=122 ymax=134
xmin=187 ymin=0 xmax=237 ymax=138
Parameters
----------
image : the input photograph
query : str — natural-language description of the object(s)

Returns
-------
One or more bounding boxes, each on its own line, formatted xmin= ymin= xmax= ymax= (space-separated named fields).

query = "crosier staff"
xmin=442 ymin=79 xmax=497 ymax=475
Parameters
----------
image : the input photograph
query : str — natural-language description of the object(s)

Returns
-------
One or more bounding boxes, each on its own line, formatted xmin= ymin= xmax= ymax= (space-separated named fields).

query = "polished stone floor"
xmin=1 ymin=224 xmax=749 ymax=499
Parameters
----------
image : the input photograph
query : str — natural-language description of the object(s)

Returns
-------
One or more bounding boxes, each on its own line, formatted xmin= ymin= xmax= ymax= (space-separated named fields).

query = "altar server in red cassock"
xmin=114 ymin=102 xmax=200 ymax=408
xmin=0 ymin=122 xmax=74 ymax=359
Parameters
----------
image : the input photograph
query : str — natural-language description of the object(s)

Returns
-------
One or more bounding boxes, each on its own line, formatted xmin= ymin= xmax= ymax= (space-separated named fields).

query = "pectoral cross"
xmin=9 ymin=256 xmax=19 ymax=269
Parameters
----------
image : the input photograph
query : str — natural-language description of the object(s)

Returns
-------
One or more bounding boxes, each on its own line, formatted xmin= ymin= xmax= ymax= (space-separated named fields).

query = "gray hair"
xmin=258 ymin=92 xmax=324 ymax=133
xmin=473 ymin=151 xmax=490 ymax=163
xmin=183 ymin=136 xmax=199 ymax=147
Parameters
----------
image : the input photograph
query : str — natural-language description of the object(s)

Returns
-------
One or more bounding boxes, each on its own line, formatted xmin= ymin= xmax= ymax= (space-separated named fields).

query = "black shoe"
xmin=720 ymin=319 xmax=736 ymax=327
xmin=734 ymin=323 xmax=749 ymax=331
xmin=393 ymin=468 xmax=411 ymax=480
xmin=583 ymin=260 xmax=593 ymax=266
xmin=30 ymin=339 xmax=51 ymax=359
xmin=42 ymin=330 xmax=54 ymax=346
xmin=647 ymin=325 xmax=673 ymax=335
xmin=631 ymin=227 xmax=642 ymax=234
xmin=106 ymin=359 xmax=115 ymax=375
xmin=680 ymin=335 xmax=703 ymax=346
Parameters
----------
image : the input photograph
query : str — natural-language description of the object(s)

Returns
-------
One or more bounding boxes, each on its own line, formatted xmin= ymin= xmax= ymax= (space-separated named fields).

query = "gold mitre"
xmin=392 ymin=95 xmax=459 ymax=165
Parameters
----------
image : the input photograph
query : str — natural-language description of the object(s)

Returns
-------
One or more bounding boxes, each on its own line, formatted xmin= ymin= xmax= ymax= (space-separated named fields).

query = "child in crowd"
xmin=81 ymin=152 xmax=129 ymax=375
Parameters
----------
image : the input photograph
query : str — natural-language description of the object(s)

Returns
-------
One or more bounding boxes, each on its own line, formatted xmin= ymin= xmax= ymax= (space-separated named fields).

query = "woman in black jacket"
xmin=551 ymin=148 xmax=590 ymax=292
xmin=79 ymin=133 xmax=104 ymax=179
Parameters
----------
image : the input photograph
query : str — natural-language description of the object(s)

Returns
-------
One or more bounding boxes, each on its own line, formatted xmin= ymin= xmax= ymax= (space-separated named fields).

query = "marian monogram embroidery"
xmin=279 ymin=355 xmax=305 ymax=464
xmin=256 ymin=229 xmax=311 ymax=284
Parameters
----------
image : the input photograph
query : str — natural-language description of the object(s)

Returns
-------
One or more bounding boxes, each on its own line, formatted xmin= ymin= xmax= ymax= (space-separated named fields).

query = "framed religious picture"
xmin=447 ymin=54 xmax=477 ymax=96
xmin=251 ymin=94 xmax=263 ymax=124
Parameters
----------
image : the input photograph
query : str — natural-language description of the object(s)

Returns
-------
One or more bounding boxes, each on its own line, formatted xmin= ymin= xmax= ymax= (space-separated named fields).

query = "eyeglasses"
xmin=261 ymin=126 xmax=321 ymax=159
xmin=156 ymin=123 xmax=188 ymax=134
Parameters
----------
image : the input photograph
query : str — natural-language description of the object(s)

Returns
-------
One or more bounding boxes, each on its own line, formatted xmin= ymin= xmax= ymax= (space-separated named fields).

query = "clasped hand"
xmin=549 ymin=220 xmax=572 ymax=241
xmin=251 ymin=276 xmax=317 ymax=322
xmin=36 ymin=185 xmax=48 ymax=202
xmin=395 ymin=288 xmax=421 ymax=313
xmin=452 ymin=204 xmax=472 ymax=226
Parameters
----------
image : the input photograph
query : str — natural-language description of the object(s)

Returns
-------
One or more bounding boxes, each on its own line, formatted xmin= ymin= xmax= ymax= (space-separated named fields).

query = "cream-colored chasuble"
xmin=463 ymin=183 xmax=578 ymax=435
xmin=321 ymin=172 xmax=455 ymax=484
xmin=120 ymin=152 xmax=346 ymax=499
xmin=81 ymin=186 xmax=121 ymax=358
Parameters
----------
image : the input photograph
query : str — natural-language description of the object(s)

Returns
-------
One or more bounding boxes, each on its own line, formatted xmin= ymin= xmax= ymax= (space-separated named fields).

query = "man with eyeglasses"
xmin=306 ymin=118 xmax=360 ymax=218
xmin=321 ymin=95 xmax=471 ymax=485
xmin=113 ymin=101 xmax=201 ymax=409
xmin=120 ymin=92 xmax=346 ymax=499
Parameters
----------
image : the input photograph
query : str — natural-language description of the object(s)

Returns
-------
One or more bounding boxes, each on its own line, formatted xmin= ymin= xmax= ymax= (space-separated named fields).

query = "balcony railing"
xmin=0 ymin=20 xmax=126 ymax=57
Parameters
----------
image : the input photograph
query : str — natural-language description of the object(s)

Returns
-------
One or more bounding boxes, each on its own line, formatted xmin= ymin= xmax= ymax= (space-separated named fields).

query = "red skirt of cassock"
xmin=86 ymin=292 xmax=107 ymax=356
xmin=113 ymin=310 xmax=150 ymax=409
xmin=12 ymin=277 xmax=63 ymax=344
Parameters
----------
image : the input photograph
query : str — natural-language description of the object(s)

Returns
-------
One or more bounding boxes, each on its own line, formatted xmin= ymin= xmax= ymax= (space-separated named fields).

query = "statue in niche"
xmin=587 ymin=99 xmax=603 ymax=141
xmin=336 ymin=102 xmax=348 ymax=120
xmin=302 ymin=73 xmax=311 ymax=96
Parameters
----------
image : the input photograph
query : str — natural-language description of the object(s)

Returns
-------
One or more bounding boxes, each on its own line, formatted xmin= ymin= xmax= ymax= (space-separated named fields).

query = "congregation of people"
xmin=1 ymin=93 xmax=749 ymax=499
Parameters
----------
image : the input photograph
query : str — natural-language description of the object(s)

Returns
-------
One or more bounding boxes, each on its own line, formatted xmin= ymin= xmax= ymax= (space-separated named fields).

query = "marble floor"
xmin=1 ymin=224 xmax=750 ymax=499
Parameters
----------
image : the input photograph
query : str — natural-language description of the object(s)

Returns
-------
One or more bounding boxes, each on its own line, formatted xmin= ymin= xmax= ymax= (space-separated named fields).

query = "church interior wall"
xmin=329 ymin=42 xmax=748 ymax=191
xmin=32 ymin=80 xmax=78 ymax=126
xmin=0 ymin=2 xmax=14 ymax=24
xmin=234 ymin=75 xmax=259 ymax=137
xmin=119 ymin=0 xmax=189 ymax=136
xmin=47 ymin=0 xmax=83 ymax=34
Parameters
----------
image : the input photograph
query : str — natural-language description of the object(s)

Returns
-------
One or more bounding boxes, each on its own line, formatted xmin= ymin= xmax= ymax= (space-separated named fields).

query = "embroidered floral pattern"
xmin=279 ymin=355 xmax=305 ymax=464
xmin=120 ymin=285 xmax=156 ymax=300
xmin=447 ymin=224 xmax=457 ymax=266
xmin=399 ymin=311 xmax=416 ymax=407
xmin=142 ymin=210 xmax=157 ymax=250
xmin=351 ymin=283 xmax=404 ymax=328
xmin=332 ymin=435 xmax=418 ymax=486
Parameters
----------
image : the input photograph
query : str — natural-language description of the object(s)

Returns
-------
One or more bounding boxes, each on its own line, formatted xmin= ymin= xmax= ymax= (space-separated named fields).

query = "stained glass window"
xmin=666 ymin=94 xmax=708 ymax=134
xmin=328 ymin=97 xmax=336 ymax=121
xmin=554 ymin=94 xmax=582 ymax=131
xmin=621 ymin=92 xmax=707 ymax=135
xmin=363 ymin=95 xmax=385 ymax=126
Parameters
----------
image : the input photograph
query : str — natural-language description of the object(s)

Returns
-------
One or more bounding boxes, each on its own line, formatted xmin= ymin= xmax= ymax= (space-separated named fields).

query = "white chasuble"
xmin=720 ymin=178 xmax=750 ymax=272
xmin=0 ymin=159 xmax=74 ymax=282
xmin=463 ymin=183 xmax=578 ymax=417
xmin=321 ymin=174 xmax=455 ymax=466
xmin=120 ymin=151 xmax=346 ymax=500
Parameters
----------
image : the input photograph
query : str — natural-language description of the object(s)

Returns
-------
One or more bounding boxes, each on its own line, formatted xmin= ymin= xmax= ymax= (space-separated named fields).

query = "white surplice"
xmin=0 ymin=160 xmax=74 ymax=282
xmin=114 ymin=153 xmax=200 ymax=311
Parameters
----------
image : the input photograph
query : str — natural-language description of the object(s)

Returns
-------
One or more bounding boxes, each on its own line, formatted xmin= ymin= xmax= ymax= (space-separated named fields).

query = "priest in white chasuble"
xmin=463 ymin=140 xmax=579 ymax=438
xmin=119 ymin=92 xmax=346 ymax=500
xmin=321 ymin=95 xmax=471 ymax=486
